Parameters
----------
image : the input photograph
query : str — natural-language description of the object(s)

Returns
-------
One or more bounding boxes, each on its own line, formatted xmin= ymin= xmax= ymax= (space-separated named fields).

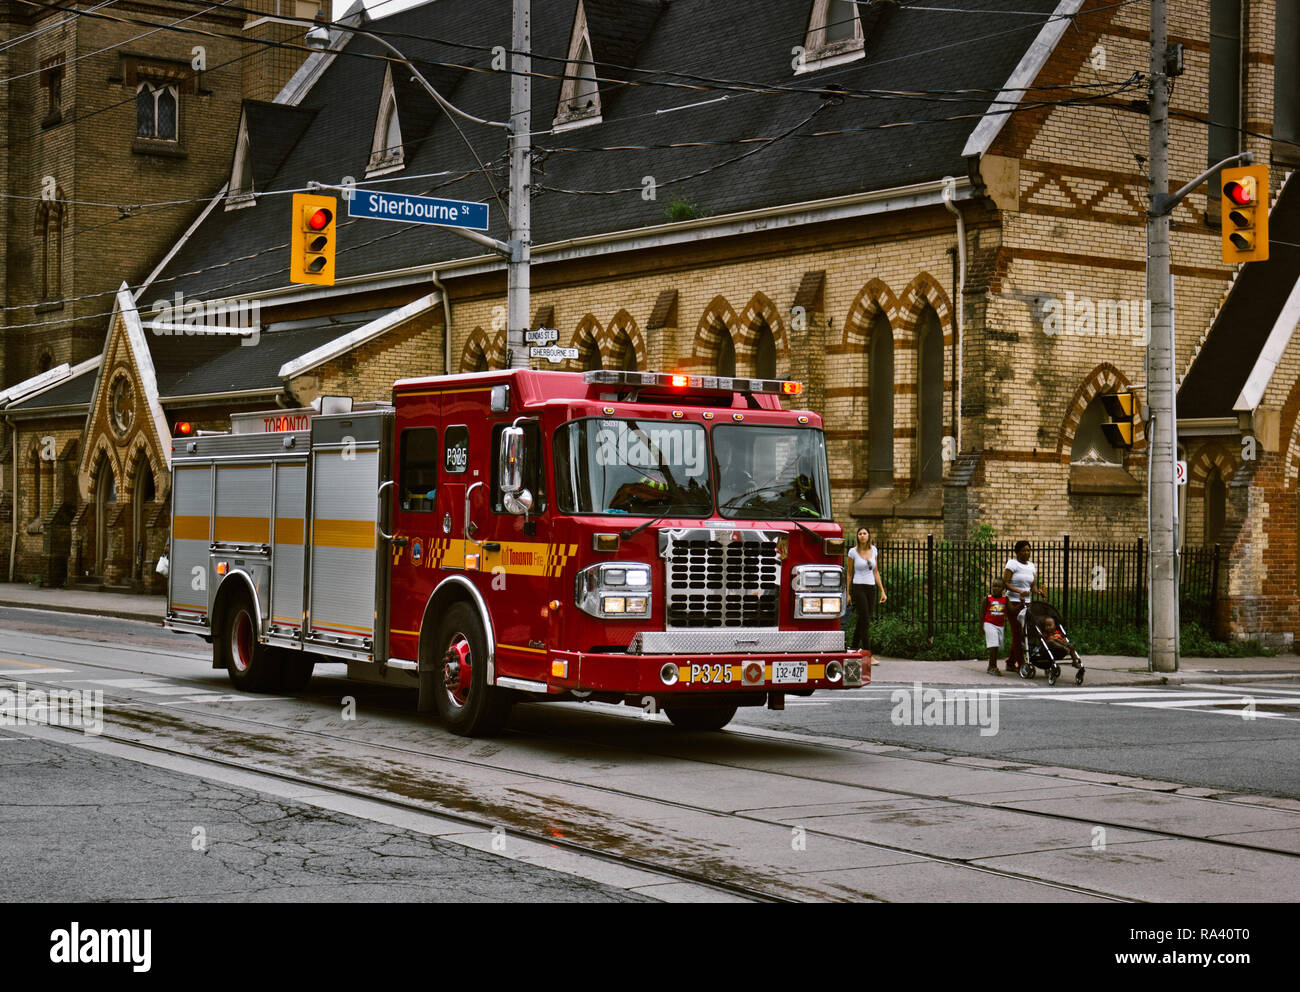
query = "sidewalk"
xmin=864 ymin=651 xmax=1300 ymax=687
xmin=1 ymin=582 xmax=1295 ymax=687
xmin=0 ymin=582 xmax=164 ymax=623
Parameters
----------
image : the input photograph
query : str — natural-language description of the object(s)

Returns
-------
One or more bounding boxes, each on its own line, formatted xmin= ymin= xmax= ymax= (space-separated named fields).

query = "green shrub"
xmin=918 ymin=629 xmax=986 ymax=661
xmin=664 ymin=199 xmax=705 ymax=222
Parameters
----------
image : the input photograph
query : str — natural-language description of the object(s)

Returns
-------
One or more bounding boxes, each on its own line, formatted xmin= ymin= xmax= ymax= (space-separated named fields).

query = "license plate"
xmin=771 ymin=661 xmax=808 ymax=684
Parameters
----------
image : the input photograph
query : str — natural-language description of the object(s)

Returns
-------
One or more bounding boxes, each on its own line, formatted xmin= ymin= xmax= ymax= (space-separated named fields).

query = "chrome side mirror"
xmin=503 ymin=488 xmax=533 ymax=516
xmin=499 ymin=426 xmax=525 ymax=494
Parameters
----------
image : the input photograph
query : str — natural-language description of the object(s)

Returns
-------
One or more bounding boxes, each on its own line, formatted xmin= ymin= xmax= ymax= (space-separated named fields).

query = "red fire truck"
xmin=165 ymin=369 xmax=867 ymax=735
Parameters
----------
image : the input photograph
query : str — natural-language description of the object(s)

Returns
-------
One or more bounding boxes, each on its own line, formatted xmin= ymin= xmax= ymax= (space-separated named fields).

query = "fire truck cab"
xmin=166 ymin=369 xmax=867 ymax=736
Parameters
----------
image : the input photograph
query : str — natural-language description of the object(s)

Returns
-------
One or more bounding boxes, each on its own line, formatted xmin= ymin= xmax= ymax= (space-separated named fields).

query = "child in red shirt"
xmin=979 ymin=579 xmax=1008 ymax=676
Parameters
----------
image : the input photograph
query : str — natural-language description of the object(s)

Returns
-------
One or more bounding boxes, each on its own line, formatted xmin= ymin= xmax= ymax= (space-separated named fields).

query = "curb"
xmin=0 ymin=599 xmax=164 ymax=625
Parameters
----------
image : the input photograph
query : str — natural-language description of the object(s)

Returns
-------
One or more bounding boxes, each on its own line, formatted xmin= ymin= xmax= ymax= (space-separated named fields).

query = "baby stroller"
xmin=1016 ymin=600 xmax=1085 ymax=686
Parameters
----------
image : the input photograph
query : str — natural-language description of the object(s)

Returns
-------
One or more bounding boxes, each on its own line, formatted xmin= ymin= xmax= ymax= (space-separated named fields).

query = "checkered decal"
xmin=545 ymin=543 xmax=579 ymax=578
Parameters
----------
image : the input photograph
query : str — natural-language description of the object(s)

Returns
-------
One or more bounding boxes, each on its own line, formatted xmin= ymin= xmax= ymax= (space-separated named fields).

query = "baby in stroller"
xmin=1018 ymin=600 xmax=1086 ymax=686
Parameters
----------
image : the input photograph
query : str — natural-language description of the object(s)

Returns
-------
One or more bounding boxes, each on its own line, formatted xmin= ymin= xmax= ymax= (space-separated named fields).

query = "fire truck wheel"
xmin=433 ymin=602 xmax=512 ymax=736
xmin=664 ymin=705 xmax=738 ymax=732
xmin=218 ymin=594 xmax=281 ymax=693
xmin=277 ymin=652 xmax=315 ymax=693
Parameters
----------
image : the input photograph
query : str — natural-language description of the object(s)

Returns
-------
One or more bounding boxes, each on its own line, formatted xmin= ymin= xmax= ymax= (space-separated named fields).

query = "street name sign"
xmin=530 ymin=345 xmax=579 ymax=363
xmin=348 ymin=190 xmax=488 ymax=231
xmin=525 ymin=327 xmax=559 ymax=344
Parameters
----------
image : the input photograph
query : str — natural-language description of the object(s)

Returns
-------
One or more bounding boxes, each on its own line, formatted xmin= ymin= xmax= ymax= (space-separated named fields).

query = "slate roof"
xmin=7 ymin=364 xmax=98 ymax=412
xmin=244 ymin=102 xmax=318 ymax=191
xmin=156 ymin=315 xmax=379 ymax=397
xmin=151 ymin=0 xmax=1061 ymax=301
xmin=1178 ymin=175 xmax=1300 ymax=419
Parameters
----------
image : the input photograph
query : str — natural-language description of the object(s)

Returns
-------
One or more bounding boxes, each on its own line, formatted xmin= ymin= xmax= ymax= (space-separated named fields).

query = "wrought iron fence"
xmin=871 ymin=537 xmax=1221 ymax=635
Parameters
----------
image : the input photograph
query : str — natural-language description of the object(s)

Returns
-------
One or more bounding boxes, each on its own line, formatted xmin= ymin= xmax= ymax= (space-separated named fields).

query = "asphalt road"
xmin=3 ymin=606 xmax=1299 ymax=903
xmin=733 ymin=682 xmax=1300 ymax=800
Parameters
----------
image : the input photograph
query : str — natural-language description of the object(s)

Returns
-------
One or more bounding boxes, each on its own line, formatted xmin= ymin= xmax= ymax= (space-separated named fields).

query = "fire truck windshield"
xmin=714 ymin=425 xmax=831 ymax=520
xmin=555 ymin=418 xmax=713 ymax=517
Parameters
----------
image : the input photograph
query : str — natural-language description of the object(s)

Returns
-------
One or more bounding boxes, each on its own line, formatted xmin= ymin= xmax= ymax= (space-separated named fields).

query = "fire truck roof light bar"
xmin=583 ymin=369 xmax=802 ymax=396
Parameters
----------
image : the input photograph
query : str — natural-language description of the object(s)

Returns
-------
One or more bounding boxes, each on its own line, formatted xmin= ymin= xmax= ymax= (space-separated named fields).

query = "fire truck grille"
xmin=664 ymin=539 xmax=781 ymax=628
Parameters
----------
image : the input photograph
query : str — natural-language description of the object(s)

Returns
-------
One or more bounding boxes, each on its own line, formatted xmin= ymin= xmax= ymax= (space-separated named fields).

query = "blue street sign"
xmin=348 ymin=190 xmax=489 ymax=231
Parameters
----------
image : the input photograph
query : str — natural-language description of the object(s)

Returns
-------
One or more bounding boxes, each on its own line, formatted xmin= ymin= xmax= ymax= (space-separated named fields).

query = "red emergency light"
xmin=175 ymin=421 xmax=193 ymax=436
xmin=670 ymin=374 xmax=690 ymax=388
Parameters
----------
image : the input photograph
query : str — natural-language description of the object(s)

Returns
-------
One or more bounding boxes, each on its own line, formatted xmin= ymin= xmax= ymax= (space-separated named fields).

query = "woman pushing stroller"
xmin=1002 ymin=540 xmax=1044 ymax=672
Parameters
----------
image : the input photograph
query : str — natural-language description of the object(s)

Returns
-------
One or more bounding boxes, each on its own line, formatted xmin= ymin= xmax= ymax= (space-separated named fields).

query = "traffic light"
xmin=1220 ymin=164 xmax=1269 ymax=264
xmin=1100 ymin=390 xmax=1136 ymax=449
xmin=290 ymin=193 xmax=336 ymax=285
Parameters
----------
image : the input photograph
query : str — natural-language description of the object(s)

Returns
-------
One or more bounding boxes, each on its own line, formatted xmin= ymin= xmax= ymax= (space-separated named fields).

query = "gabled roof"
xmin=1178 ymin=174 xmax=1300 ymax=419
xmin=151 ymin=0 xmax=1063 ymax=302
xmin=242 ymin=101 xmax=318 ymax=191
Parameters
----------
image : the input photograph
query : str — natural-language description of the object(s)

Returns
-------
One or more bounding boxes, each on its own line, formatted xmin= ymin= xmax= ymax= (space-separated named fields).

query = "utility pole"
xmin=1147 ymin=0 xmax=1178 ymax=672
xmin=507 ymin=0 xmax=532 ymax=369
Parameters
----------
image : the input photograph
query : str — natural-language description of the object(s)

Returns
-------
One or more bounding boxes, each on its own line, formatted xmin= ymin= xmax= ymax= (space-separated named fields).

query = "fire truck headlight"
xmin=576 ymin=562 xmax=654 ymax=619
xmin=793 ymin=564 xmax=842 ymax=592
xmin=794 ymin=591 xmax=845 ymax=618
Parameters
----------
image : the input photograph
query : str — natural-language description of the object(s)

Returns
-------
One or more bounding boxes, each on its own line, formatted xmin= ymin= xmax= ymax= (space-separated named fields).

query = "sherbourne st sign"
xmin=348 ymin=190 xmax=489 ymax=232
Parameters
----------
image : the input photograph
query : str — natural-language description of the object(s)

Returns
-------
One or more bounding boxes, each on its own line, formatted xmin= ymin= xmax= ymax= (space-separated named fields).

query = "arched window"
xmin=916 ymin=307 xmax=944 ymax=485
xmin=132 ymin=452 xmax=155 ymax=580
xmin=752 ymin=321 xmax=776 ymax=379
xmin=613 ymin=332 xmax=637 ymax=372
xmin=716 ymin=331 xmax=736 ymax=378
xmin=868 ymin=313 xmax=894 ymax=489
xmin=579 ymin=336 xmax=602 ymax=371
xmin=1205 ymin=471 xmax=1227 ymax=545
xmin=1070 ymin=397 xmax=1124 ymax=466
xmin=94 ymin=455 xmax=116 ymax=577
xmin=137 ymin=82 xmax=178 ymax=140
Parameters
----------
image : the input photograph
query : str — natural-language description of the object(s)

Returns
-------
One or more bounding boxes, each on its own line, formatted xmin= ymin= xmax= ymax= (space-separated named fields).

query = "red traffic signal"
xmin=1223 ymin=180 xmax=1253 ymax=207
xmin=307 ymin=207 xmax=332 ymax=231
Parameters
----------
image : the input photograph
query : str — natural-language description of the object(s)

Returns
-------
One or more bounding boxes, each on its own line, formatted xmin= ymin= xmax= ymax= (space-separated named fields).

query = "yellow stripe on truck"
xmin=173 ymin=515 xmax=209 ymax=541
xmin=214 ymin=516 xmax=270 ymax=544
xmin=274 ymin=517 xmax=304 ymax=545
xmin=313 ymin=518 xmax=375 ymax=549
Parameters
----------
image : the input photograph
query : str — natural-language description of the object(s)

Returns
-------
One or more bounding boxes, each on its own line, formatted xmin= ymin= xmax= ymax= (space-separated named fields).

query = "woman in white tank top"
xmin=846 ymin=527 xmax=887 ymax=656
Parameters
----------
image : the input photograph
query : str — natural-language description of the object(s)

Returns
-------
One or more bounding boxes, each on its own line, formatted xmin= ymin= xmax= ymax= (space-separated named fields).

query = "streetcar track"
xmin=4 ymin=636 xmax=1299 ymax=902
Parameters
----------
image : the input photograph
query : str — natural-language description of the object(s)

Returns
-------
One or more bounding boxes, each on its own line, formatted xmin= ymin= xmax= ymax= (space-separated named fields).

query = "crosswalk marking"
xmin=840 ymin=683 xmax=1300 ymax=720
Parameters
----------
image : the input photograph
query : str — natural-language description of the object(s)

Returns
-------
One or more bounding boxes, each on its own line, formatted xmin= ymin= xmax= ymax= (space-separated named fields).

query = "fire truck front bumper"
xmin=549 ymin=647 xmax=870 ymax=694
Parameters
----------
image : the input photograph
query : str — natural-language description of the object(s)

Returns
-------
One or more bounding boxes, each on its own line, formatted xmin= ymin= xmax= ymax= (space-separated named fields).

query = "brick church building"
xmin=2 ymin=0 xmax=1297 ymax=646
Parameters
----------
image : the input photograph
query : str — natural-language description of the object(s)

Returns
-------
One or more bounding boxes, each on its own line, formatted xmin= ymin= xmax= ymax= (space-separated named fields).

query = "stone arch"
xmin=691 ymin=295 xmax=741 ymax=373
xmin=898 ymin=272 xmax=953 ymax=343
xmin=565 ymin=314 xmax=607 ymax=371
xmin=489 ymin=329 xmax=507 ymax=369
xmin=1056 ymin=363 xmax=1141 ymax=459
xmin=736 ymin=292 xmax=789 ymax=377
xmin=841 ymin=278 xmax=901 ymax=350
xmin=606 ymin=309 xmax=645 ymax=371
xmin=1187 ymin=443 xmax=1238 ymax=496
xmin=459 ymin=327 xmax=491 ymax=372
xmin=122 ymin=433 xmax=163 ymax=503
xmin=80 ymin=432 xmax=121 ymax=503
